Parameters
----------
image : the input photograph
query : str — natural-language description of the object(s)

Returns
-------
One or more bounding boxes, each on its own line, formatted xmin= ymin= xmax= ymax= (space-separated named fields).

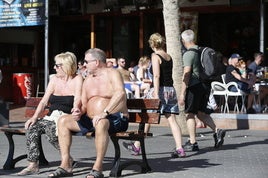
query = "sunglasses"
xmin=54 ymin=63 xmax=63 ymax=68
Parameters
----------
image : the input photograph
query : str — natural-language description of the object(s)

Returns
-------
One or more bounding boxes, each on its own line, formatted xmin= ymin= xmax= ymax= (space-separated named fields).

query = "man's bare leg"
xmin=57 ymin=115 xmax=80 ymax=172
xmin=183 ymin=113 xmax=200 ymax=151
xmin=186 ymin=113 xmax=196 ymax=144
xmin=91 ymin=119 xmax=110 ymax=172
xmin=197 ymin=112 xmax=216 ymax=132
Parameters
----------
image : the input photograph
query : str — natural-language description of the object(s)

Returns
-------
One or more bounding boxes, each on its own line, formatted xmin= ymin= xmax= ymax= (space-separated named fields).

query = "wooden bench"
xmin=109 ymin=98 xmax=161 ymax=177
xmin=0 ymin=97 xmax=161 ymax=177
xmin=0 ymin=97 xmax=49 ymax=170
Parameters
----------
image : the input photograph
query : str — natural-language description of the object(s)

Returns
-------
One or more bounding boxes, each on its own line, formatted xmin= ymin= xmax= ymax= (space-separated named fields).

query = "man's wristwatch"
xmin=104 ymin=109 xmax=110 ymax=115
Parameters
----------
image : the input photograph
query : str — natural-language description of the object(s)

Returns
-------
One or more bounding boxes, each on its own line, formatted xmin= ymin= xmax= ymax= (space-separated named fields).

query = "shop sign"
xmin=0 ymin=0 xmax=46 ymax=28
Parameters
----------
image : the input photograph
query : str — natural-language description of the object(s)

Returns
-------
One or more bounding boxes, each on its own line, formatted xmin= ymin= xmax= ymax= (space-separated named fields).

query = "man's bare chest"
xmin=87 ymin=77 xmax=110 ymax=93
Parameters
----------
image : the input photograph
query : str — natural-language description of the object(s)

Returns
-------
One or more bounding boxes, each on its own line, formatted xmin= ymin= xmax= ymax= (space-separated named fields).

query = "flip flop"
xmin=72 ymin=160 xmax=78 ymax=168
xmin=85 ymin=169 xmax=104 ymax=178
xmin=47 ymin=167 xmax=73 ymax=178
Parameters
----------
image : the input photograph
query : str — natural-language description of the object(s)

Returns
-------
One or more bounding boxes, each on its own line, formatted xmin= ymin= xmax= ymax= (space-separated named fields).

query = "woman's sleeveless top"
xmin=156 ymin=54 xmax=173 ymax=87
xmin=48 ymin=94 xmax=74 ymax=115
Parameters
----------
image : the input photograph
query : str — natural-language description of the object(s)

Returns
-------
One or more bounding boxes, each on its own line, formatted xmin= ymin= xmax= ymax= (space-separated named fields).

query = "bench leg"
xmin=109 ymin=136 xmax=122 ymax=177
xmin=109 ymin=137 xmax=152 ymax=177
xmin=3 ymin=132 xmax=27 ymax=170
xmin=38 ymin=136 xmax=49 ymax=166
xmin=3 ymin=132 xmax=48 ymax=170
xmin=139 ymin=138 xmax=152 ymax=173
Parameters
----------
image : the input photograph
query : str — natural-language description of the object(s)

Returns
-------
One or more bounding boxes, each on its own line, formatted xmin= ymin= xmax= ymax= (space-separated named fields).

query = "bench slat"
xmin=0 ymin=127 xmax=26 ymax=134
xmin=23 ymin=97 xmax=49 ymax=120
xmin=25 ymin=108 xmax=49 ymax=119
xmin=114 ymin=131 xmax=153 ymax=137
xmin=25 ymin=97 xmax=43 ymax=107
xmin=85 ymin=131 xmax=153 ymax=139
xmin=128 ymin=112 xmax=160 ymax=124
xmin=127 ymin=99 xmax=161 ymax=110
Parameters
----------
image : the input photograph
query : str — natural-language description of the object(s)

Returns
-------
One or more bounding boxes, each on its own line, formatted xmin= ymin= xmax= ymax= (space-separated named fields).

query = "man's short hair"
xmin=181 ymin=29 xmax=195 ymax=42
xmin=254 ymin=52 xmax=263 ymax=58
xmin=85 ymin=48 xmax=106 ymax=63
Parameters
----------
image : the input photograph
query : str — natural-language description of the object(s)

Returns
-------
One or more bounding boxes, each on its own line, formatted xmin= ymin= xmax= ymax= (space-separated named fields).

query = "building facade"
xmin=0 ymin=0 xmax=266 ymax=102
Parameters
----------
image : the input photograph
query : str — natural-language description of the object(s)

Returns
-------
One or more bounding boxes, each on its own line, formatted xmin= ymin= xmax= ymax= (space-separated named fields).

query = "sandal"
xmin=72 ymin=161 xmax=78 ymax=168
xmin=85 ymin=170 xmax=104 ymax=178
xmin=17 ymin=167 xmax=39 ymax=176
xmin=70 ymin=159 xmax=78 ymax=169
xmin=47 ymin=167 xmax=73 ymax=178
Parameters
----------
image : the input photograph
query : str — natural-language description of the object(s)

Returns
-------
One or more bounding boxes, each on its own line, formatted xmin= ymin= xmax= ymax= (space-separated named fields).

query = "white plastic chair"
xmin=125 ymin=88 xmax=134 ymax=99
xmin=221 ymin=73 xmax=248 ymax=113
xmin=221 ymin=74 xmax=226 ymax=84
xmin=252 ymin=83 xmax=261 ymax=112
xmin=226 ymin=82 xmax=248 ymax=113
xmin=211 ymin=81 xmax=228 ymax=113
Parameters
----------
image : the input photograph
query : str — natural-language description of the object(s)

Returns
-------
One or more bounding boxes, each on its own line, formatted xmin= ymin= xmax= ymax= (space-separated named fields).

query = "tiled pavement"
xmin=0 ymin=106 xmax=268 ymax=178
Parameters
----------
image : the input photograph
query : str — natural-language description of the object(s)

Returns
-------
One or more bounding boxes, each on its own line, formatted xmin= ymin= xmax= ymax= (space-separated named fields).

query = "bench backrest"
xmin=127 ymin=99 xmax=161 ymax=124
xmin=24 ymin=97 xmax=48 ymax=119
xmin=24 ymin=97 xmax=161 ymax=124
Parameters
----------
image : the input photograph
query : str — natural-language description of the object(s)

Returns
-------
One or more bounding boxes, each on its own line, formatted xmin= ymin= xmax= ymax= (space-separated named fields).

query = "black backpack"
xmin=188 ymin=47 xmax=220 ymax=82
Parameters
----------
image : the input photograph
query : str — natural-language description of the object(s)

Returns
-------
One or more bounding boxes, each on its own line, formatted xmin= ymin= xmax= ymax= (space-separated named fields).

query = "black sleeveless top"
xmin=152 ymin=54 xmax=173 ymax=87
xmin=48 ymin=94 xmax=74 ymax=115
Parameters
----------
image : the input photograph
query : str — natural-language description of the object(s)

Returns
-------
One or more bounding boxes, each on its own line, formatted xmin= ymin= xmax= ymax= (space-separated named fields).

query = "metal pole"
xmin=260 ymin=0 xmax=264 ymax=52
xmin=90 ymin=15 xmax=95 ymax=48
xmin=44 ymin=0 xmax=49 ymax=89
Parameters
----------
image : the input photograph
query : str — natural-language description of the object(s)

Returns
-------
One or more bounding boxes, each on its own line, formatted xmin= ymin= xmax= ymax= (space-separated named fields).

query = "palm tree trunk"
xmin=162 ymin=0 xmax=188 ymax=135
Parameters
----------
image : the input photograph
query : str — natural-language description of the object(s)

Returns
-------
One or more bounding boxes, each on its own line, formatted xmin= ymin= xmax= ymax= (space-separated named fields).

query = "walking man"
xmin=179 ymin=29 xmax=226 ymax=151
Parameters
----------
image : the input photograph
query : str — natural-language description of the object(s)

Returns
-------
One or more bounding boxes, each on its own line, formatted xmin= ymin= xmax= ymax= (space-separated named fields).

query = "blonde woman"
xmin=136 ymin=56 xmax=152 ymax=96
xmin=148 ymin=33 xmax=185 ymax=158
xmin=17 ymin=52 xmax=83 ymax=176
xmin=124 ymin=33 xmax=185 ymax=158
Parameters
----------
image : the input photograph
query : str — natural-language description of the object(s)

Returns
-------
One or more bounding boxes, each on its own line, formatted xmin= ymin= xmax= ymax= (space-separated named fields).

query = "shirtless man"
xmin=48 ymin=48 xmax=129 ymax=178
xmin=117 ymin=57 xmax=141 ymax=98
